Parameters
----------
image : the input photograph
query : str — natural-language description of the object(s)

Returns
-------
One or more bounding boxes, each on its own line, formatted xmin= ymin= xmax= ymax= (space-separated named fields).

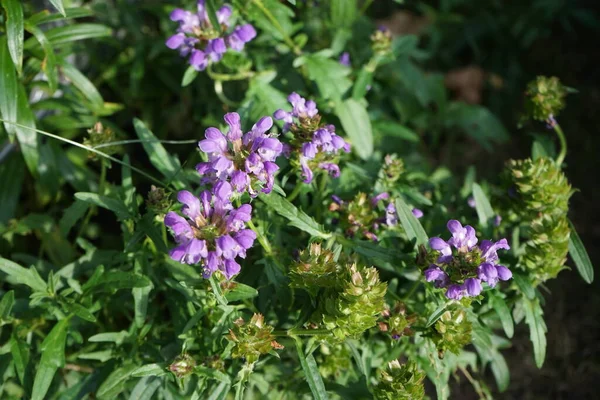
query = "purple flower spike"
xmin=197 ymin=113 xmax=283 ymax=197
xmin=165 ymin=190 xmax=255 ymax=279
xmin=167 ymin=2 xmax=257 ymax=70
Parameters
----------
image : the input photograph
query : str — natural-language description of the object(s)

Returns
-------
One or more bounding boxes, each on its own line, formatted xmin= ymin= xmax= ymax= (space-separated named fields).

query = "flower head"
xmin=274 ymin=93 xmax=349 ymax=184
xmin=196 ymin=113 xmax=283 ymax=197
xmin=166 ymin=1 xmax=256 ymax=70
xmin=422 ymin=220 xmax=512 ymax=300
xmin=164 ymin=185 xmax=256 ymax=279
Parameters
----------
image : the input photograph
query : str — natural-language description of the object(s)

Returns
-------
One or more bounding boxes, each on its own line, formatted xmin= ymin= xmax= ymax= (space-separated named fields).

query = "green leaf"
xmin=0 ymin=257 xmax=47 ymax=292
xmin=97 ymin=363 xmax=138 ymax=399
xmin=523 ymin=296 xmax=547 ymax=368
xmin=490 ymin=293 xmax=514 ymax=338
xmin=472 ymin=183 xmax=495 ymax=227
xmin=128 ymin=376 xmax=162 ymax=400
xmin=425 ymin=302 xmax=448 ymax=328
xmin=181 ymin=65 xmax=198 ymax=87
xmin=28 ymin=7 xmax=93 ymax=25
xmin=0 ymin=37 xmax=18 ymax=136
xmin=205 ymin=0 xmax=222 ymax=34
xmin=133 ymin=118 xmax=184 ymax=188
xmin=568 ymin=219 xmax=594 ymax=283
xmin=294 ymin=339 xmax=329 ymax=400
xmin=15 ymin=81 xmax=40 ymax=175
xmin=340 ymin=238 xmax=410 ymax=265
xmin=194 ymin=366 xmax=232 ymax=383
xmin=24 ymin=23 xmax=58 ymax=93
xmin=207 ymin=382 xmax=231 ymax=400
xmin=88 ymin=331 xmax=129 ymax=345
xmin=61 ymin=61 xmax=104 ymax=111
xmin=224 ymin=282 xmax=259 ymax=302
xmin=334 ymin=98 xmax=373 ymax=160
xmin=303 ymin=54 xmax=351 ymax=101
xmin=59 ymin=200 xmax=89 ymax=237
xmin=25 ymin=23 xmax=112 ymax=47
xmin=133 ymin=285 xmax=152 ymax=328
xmin=259 ymin=193 xmax=331 ymax=239
xmin=62 ymin=302 xmax=96 ymax=322
xmin=513 ymin=273 xmax=535 ymax=300
xmin=2 ymin=0 xmax=24 ymax=74
xmin=444 ymin=103 xmax=509 ymax=150
xmin=0 ymin=290 xmax=15 ymax=320
xmin=10 ymin=335 xmax=30 ymax=385
xmin=0 ymin=154 xmax=24 ymax=224
xmin=130 ymin=364 xmax=168 ymax=378
xmin=395 ymin=197 xmax=428 ymax=247
xmin=374 ymin=120 xmax=420 ymax=142
xmin=84 ymin=271 xmax=151 ymax=293
xmin=247 ymin=74 xmax=289 ymax=121
xmin=32 ymin=318 xmax=70 ymax=400
xmin=330 ymin=0 xmax=357 ymax=28
xmin=352 ymin=67 xmax=373 ymax=100
xmin=74 ymin=192 xmax=131 ymax=221
xmin=48 ymin=0 xmax=66 ymax=16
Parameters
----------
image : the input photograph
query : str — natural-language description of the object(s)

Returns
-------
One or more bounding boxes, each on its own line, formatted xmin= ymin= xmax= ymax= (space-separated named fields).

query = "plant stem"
xmin=93 ymin=138 xmax=198 ymax=149
xmin=286 ymin=183 xmax=303 ymax=202
xmin=207 ymin=65 xmax=255 ymax=81
xmin=246 ymin=219 xmax=272 ymax=255
xmin=553 ymin=122 xmax=567 ymax=166
xmin=402 ymin=280 xmax=421 ymax=301
xmin=253 ymin=0 xmax=301 ymax=55
xmin=272 ymin=328 xmax=331 ymax=337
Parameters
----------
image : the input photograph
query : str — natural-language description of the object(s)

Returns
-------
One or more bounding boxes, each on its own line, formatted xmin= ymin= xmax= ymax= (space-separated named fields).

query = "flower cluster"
xmin=197 ymin=112 xmax=283 ymax=197
xmin=423 ymin=220 xmax=512 ymax=300
xmin=430 ymin=309 xmax=472 ymax=356
xmin=227 ymin=313 xmax=284 ymax=365
xmin=373 ymin=360 xmax=426 ymax=400
xmin=166 ymin=1 xmax=256 ymax=71
xmin=274 ymin=93 xmax=350 ymax=183
xmin=523 ymin=76 xmax=567 ymax=122
xmin=164 ymin=183 xmax=255 ymax=279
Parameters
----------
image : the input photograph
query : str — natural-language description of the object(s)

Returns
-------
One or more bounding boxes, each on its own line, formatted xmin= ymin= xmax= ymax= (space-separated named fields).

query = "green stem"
xmin=234 ymin=363 xmax=254 ymax=400
xmin=253 ymin=0 xmax=301 ymax=55
xmin=272 ymin=328 xmax=331 ymax=337
xmin=77 ymin=160 xmax=108 ymax=239
xmin=286 ymin=183 xmax=304 ymax=202
xmin=553 ymin=122 xmax=567 ymax=166
xmin=93 ymin=138 xmax=198 ymax=149
xmin=213 ymin=80 xmax=239 ymax=107
xmin=246 ymin=219 xmax=272 ymax=255
xmin=402 ymin=280 xmax=421 ymax=301
xmin=207 ymin=65 xmax=255 ymax=81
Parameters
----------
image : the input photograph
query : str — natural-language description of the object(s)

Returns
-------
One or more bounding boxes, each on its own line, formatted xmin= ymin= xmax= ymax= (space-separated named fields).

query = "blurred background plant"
xmin=0 ymin=0 xmax=598 ymax=399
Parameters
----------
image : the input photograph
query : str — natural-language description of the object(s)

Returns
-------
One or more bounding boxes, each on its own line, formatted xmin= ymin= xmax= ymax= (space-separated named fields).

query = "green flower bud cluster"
xmin=524 ymin=76 xmax=567 ymax=122
xmin=329 ymin=192 xmax=384 ymax=241
xmin=227 ymin=313 xmax=284 ymax=364
xmin=169 ymin=353 xmax=196 ymax=378
xmin=289 ymin=243 xmax=338 ymax=297
xmin=372 ymin=360 xmax=426 ymax=400
xmin=83 ymin=122 xmax=121 ymax=159
xmin=379 ymin=154 xmax=405 ymax=186
xmin=506 ymin=157 xmax=573 ymax=282
xmin=316 ymin=343 xmax=353 ymax=380
xmin=146 ymin=185 xmax=173 ymax=215
xmin=371 ymin=29 xmax=393 ymax=55
xmin=379 ymin=302 xmax=417 ymax=340
xmin=430 ymin=309 xmax=472 ymax=357
xmin=317 ymin=262 xmax=387 ymax=341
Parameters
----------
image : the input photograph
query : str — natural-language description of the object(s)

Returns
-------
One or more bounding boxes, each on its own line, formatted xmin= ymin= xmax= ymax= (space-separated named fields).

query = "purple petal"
xmin=258 ymin=138 xmax=283 ymax=161
xmin=371 ymin=192 xmax=390 ymax=205
xmin=465 ymin=278 xmax=482 ymax=296
xmin=170 ymin=9 xmax=188 ymax=21
xmin=496 ymin=265 xmax=512 ymax=281
xmin=447 ymin=220 xmax=464 ymax=235
xmin=253 ymin=116 xmax=273 ymax=134
xmin=216 ymin=234 xmax=240 ymax=259
xmin=429 ymin=237 xmax=450 ymax=254
xmin=234 ymin=229 xmax=256 ymax=249
xmin=217 ymin=5 xmax=232 ymax=25
xmin=302 ymin=142 xmax=317 ymax=159
xmin=412 ymin=208 xmax=424 ymax=218
xmin=224 ymin=112 xmax=242 ymax=141
xmin=446 ymin=284 xmax=464 ymax=300
xmin=424 ymin=266 xmax=444 ymax=282
xmin=231 ymin=170 xmax=249 ymax=192
xmin=319 ymin=163 xmax=340 ymax=178
xmin=166 ymin=33 xmax=186 ymax=49
xmin=222 ymin=259 xmax=241 ymax=279
xmin=190 ymin=49 xmax=208 ymax=71
xmin=164 ymin=212 xmax=193 ymax=242
xmin=300 ymin=157 xmax=313 ymax=183
xmin=235 ymin=24 xmax=257 ymax=42
xmin=177 ymin=190 xmax=201 ymax=220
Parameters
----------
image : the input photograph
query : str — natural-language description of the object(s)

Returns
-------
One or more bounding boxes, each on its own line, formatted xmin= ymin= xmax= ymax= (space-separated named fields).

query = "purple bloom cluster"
xmin=164 ymin=182 xmax=255 ymax=279
xmin=197 ymin=112 xmax=283 ymax=197
xmin=424 ymin=220 xmax=512 ymax=300
xmin=166 ymin=1 xmax=256 ymax=71
xmin=274 ymin=93 xmax=350 ymax=183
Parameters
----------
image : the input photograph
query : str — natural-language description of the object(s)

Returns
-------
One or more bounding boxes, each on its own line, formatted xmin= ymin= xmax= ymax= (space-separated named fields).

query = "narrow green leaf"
xmin=340 ymin=238 xmax=410 ymax=265
xmin=128 ymin=376 xmax=162 ymax=400
xmin=96 ymin=363 xmax=138 ymax=399
xmin=224 ymin=282 xmax=259 ymax=302
xmin=335 ymin=98 xmax=373 ymax=160
xmin=133 ymin=285 xmax=152 ymax=328
xmin=209 ymin=274 xmax=228 ymax=306
xmin=568 ymin=219 xmax=594 ymax=283
xmin=0 ymin=37 xmax=18 ymax=136
xmin=0 ymin=257 xmax=47 ymax=292
xmin=194 ymin=366 xmax=232 ymax=383
xmin=395 ymin=197 xmax=428 ymax=247
xmin=472 ymin=183 xmax=495 ymax=227
xmin=25 ymin=23 xmax=112 ymax=47
xmin=330 ymin=0 xmax=357 ymax=28
xmin=489 ymin=348 xmax=510 ymax=392
xmin=130 ymin=363 xmax=168 ymax=378
xmin=2 ymin=0 xmax=24 ymax=74
xmin=24 ymin=23 xmax=58 ymax=92
xmin=59 ymin=200 xmax=89 ymax=237
xmin=88 ymin=331 xmax=129 ymax=345
xmin=303 ymin=54 xmax=351 ymax=101
xmin=352 ymin=67 xmax=373 ymax=100
xmin=61 ymin=61 xmax=104 ymax=111
xmin=133 ymin=118 xmax=184 ymax=188
xmin=294 ymin=339 xmax=329 ymax=400
xmin=181 ymin=65 xmax=198 ymax=87
xmin=85 ymin=271 xmax=151 ymax=293
xmin=0 ymin=290 xmax=15 ymax=320
xmin=27 ymin=7 xmax=93 ymax=25
xmin=15 ymin=82 xmax=40 ymax=175
xmin=523 ymin=296 xmax=547 ymax=368
xmin=32 ymin=318 xmax=70 ymax=400
xmin=10 ymin=335 xmax=30 ymax=385
xmin=375 ymin=120 xmax=420 ymax=142
xmin=48 ymin=0 xmax=66 ymax=16
xmin=205 ymin=0 xmax=222 ymax=34
xmin=0 ymin=154 xmax=25 ymax=223
xmin=207 ymin=382 xmax=231 ymax=400
xmin=425 ymin=302 xmax=448 ymax=328
xmin=490 ymin=293 xmax=514 ymax=338
xmin=513 ymin=273 xmax=535 ymax=300
xmin=259 ymin=193 xmax=331 ymax=239
xmin=74 ymin=192 xmax=131 ymax=220
xmin=62 ymin=302 xmax=96 ymax=322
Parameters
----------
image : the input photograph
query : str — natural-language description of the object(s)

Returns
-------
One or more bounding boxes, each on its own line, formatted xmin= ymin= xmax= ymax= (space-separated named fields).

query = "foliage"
xmin=0 ymin=1 xmax=595 ymax=399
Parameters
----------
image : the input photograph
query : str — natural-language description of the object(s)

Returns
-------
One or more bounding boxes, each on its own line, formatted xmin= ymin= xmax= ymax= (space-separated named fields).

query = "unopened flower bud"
xmin=373 ymin=360 xmax=426 ymax=399
xmin=169 ymin=354 xmax=196 ymax=378
xmin=524 ymin=76 xmax=567 ymax=122
xmin=227 ymin=313 xmax=284 ymax=364
xmin=146 ymin=185 xmax=172 ymax=214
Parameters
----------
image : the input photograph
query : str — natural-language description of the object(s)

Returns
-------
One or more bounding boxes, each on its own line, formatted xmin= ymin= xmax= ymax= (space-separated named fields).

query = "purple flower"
xmin=339 ymin=52 xmax=351 ymax=67
xmin=166 ymin=2 xmax=256 ymax=70
xmin=467 ymin=196 xmax=476 ymax=208
xmin=412 ymin=208 xmax=424 ymax=218
xmin=446 ymin=220 xmax=478 ymax=250
xmin=371 ymin=192 xmax=390 ymax=206
xmin=385 ymin=203 xmax=398 ymax=226
xmin=464 ymin=278 xmax=482 ymax=296
xmin=446 ymin=284 xmax=465 ymax=300
xmin=164 ymin=186 xmax=256 ymax=279
xmin=480 ymin=238 xmax=510 ymax=263
xmin=196 ymin=113 xmax=283 ymax=197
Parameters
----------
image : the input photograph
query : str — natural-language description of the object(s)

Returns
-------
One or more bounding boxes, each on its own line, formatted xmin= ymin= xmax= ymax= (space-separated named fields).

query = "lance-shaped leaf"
xmin=259 ymin=193 xmax=331 ymax=239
